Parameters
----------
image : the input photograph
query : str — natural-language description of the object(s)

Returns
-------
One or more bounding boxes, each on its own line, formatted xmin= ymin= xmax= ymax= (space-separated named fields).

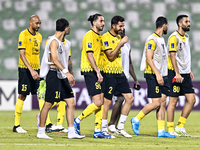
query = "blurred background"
xmin=1 ymin=0 xmax=200 ymax=81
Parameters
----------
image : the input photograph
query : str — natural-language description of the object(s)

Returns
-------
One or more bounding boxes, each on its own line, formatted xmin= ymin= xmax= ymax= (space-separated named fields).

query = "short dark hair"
xmin=156 ymin=16 xmax=168 ymax=28
xmin=111 ymin=15 xmax=125 ymax=26
xmin=176 ymin=15 xmax=188 ymax=26
xmin=56 ymin=18 xmax=69 ymax=31
xmin=87 ymin=13 xmax=102 ymax=26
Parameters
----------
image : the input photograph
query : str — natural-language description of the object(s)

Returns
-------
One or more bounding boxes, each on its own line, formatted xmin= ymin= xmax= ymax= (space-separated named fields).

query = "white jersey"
xmin=40 ymin=35 xmax=71 ymax=79
xmin=121 ymin=43 xmax=130 ymax=78
xmin=140 ymin=33 xmax=168 ymax=77
xmin=167 ymin=31 xmax=191 ymax=74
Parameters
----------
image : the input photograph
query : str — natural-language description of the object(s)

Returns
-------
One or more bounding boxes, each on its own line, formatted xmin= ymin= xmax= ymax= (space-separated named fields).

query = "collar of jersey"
xmin=153 ymin=32 xmax=160 ymax=37
xmin=27 ymin=28 xmax=36 ymax=36
xmin=91 ymin=29 xmax=100 ymax=35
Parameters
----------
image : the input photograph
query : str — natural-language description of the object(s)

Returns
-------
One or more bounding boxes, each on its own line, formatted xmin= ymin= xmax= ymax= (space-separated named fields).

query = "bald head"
xmin=29 ymin=15 xmax=41 ymax=33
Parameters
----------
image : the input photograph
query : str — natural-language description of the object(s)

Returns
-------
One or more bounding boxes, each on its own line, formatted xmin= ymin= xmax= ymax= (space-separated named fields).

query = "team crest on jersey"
xmin=97 ymin=39 xmax=99 ymax=42
xmin=104 ymin=41 xmax=109 ymax=47
xmin=19 ymin=41 xmax=22 ymax=46
xmin=29 ymin=39 xmax=31 ymax=42
xmin=148 ymin=44 xmax=152 ymax=49
xmin=88 ymin=43 xmax=92 ymax=48
xmin=112 ymin=40 xmax=115 ymax=43
xmin=179 ymin=43 xmax=182 ymax=51
xmin=171 ymin=43 xmax=174 ymax=48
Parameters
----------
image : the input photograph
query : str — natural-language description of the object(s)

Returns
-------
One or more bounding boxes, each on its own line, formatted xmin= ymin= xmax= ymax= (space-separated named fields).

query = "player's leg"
xmin=175 ymin=93 xmax=195 ymax=136
xmin=108 ymin=96 xmax=124 ymax=133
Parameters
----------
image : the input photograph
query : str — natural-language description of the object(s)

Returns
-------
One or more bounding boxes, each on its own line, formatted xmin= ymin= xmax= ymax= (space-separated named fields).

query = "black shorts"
xmin=18 ymin=68 xmax=39 ymax=95
xmin=168 ymin=70 xmax=194 ymax=97
xmin=45 ymin=70 xmax=74 ymax=103
xmin=104 ymin=73 xmax=131 ymax=100
xmin=84 ymin=71 xmax=104 ymax=96
xmin=146 ymin=75 xmax=170 ymax=98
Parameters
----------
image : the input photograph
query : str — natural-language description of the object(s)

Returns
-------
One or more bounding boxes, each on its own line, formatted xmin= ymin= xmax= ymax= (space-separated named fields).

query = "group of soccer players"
xmin=13 ymin=13 xmax=195 ymax=139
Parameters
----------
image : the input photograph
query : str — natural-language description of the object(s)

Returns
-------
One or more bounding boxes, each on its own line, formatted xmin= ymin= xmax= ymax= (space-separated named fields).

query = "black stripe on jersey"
xmin=18 ymin=48 xmax=26 ymax=50
xmin=104 ymin=48 xmax=112 ymax=52
xmin=86 ymin=51 xmax=94 ymax=53
xmin=169 ymin=51 xmax=176 ymax=53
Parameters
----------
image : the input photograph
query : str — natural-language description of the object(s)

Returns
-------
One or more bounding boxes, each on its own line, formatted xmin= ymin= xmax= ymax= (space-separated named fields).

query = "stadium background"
xmin=1 ymin=0 xmax=200 ymax=110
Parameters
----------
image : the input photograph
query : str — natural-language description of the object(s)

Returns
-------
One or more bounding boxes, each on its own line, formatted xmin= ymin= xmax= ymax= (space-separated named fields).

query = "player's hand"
xmin=156 ymin=74 xmax=164 ymax=86
xmin=190 ymin=72 xmax=194 ymax=81
xmin=133 ymin=81 xmax=141 ymax=90
xmin=97 ymin=71 xmax=103 ymax=83
xmin=120 ymin=36 xmax=129 ymax=45
xmin=31 ymin=70 xmax=40 ymax=80
xmin=66 ymin=72 xmax=75 ymax=87
xmin=176 ymin=74 xmax=183 ymax=83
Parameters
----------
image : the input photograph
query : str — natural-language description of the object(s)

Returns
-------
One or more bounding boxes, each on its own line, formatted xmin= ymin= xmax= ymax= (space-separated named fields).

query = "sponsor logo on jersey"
xmin=104 ymin=41 xmax=109 ymax=47
xmin=148 ymin=44 xmax=152 ymax=49
xmin=88 ymin=43 xmax=92 ymax=48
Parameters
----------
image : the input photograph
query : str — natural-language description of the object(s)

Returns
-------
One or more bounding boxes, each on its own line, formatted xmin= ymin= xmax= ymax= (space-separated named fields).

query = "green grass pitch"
xmin=0 ymin=110 xmax=200 ymax=150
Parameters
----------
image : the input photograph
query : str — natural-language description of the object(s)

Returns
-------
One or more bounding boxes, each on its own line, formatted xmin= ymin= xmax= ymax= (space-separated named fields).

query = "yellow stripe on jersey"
xmin=18 ymin=29 xmax=42 ymax=70
xmin=80 ymin=30 xmax=103 ymax=73
xmin=144 ymin=37 xmax=156 ymax=74
xmin=102 ymin=31 xmax=123 ymax=74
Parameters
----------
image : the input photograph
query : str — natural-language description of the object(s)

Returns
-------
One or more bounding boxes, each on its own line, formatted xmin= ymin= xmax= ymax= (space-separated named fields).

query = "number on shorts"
xmin=108 ymin=87 xmax=113 ymax=94
xmin=156 ymin=86 xmax=159 ymax=93
xmin=55 ymin=91 xmax=60 ymax=99
xmin=173 ymin=85 xmax=180 ymax=93
xmin=22 ymin=84 xmax=27 ymax=91
xmin=95 ymin=82 xmax=101 ymax=89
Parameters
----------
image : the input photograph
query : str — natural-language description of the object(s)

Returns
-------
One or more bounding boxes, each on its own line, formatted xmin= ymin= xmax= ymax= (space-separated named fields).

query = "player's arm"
xmin=129 ymin=51 xmax=139 ymax=86
xmin=50 ymin=40 xmax=75 ymax=86
xmin=104 ymin=36 xmax=129 ymax=61
xmin=68 ymin=56 xmax=74 ymax=76
xmin=169 ymin=36 xmax=183 ymax=83
xmin=146 ymin=41 xmax=164 ymax=86
xmin=87 ymin=52 xmax=103 ymax=83
xmin=19 ymin=49 xmax=40 ymax=80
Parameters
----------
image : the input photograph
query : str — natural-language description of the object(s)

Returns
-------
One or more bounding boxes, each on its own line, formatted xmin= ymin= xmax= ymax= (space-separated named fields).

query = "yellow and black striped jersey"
xmin=80 ymin=29 xmax=103 ymax=74
xmin=18 ymin=29 xmax=42 ymax=70
xmin=102 ymin=31 xmax=123 ymax=75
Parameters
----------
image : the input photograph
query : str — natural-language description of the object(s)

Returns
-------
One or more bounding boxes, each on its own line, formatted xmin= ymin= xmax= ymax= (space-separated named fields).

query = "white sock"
xmin=134 ymin=117 xmax=140 ymax=122
xmin=102 ymin=119 xmax=108 ymax=132
xmin=38 ymin=127 xmax=45 ymax=133
xmin=94 ymin=128 xmax=101 ymax=132
xmin=108 ymin=124 xmax=116 ymax=132
xmin=75 ymin=117 xmax=82 ymax=123
xmin=57 ymin=124 xmax=62 ymax=127
xmin=68 ymin=127 xmax=75 ymax=133
xmin=158 ymin=129 xmax=165 ymax=133
xmin=117 ymin=114 xmax=128 ymax=130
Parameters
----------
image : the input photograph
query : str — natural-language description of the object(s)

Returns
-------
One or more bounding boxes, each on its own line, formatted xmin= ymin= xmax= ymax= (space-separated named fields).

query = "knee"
xmin=154 ymin=101 xmax=161 ymax=109
xmin=125 ymin=94 xmax=134 ymax=104
xmin=67 ymin=99 xmax=76 ymax=108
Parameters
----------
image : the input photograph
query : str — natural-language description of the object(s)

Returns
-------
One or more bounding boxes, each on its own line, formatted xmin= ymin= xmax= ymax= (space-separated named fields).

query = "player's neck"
xmin=109 ymin=29 xmax=117 ymax=36
xmin=28 ymin=27 xmax=36 ymax=35
xmin=92 ymin=27 xmax=100 ymax=34
xmin=177 ymin=29 xmax=185 ymax=36
xmin=54 ymin=32 xmax=65 ymax=42
xmin=155 ymin=28 xmax=163 ymax=37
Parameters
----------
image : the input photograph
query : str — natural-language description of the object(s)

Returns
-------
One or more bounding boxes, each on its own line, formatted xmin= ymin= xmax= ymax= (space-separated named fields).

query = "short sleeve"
xmin=146 ymin=39 xmax=156 ymax=50
xmin=168 ymin=35 xmax=177 ymax=52
xmin=18 ymin=32 xmax=26 ymax=50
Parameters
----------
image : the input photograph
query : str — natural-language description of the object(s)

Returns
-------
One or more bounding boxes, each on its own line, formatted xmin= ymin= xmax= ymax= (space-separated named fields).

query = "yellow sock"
xmin=14 ymin=99 xmax=24 ymax=126
xmin=46 ymin=102 xmax=57 ymax=125
xmin=167 ymin=122 xmax=174 ymax=133
xmin=95 ymin=105 xmax=103 ymax=129
xmin=177 ymin=116 xmax=187 ymax=128
xmin=157 ymin=120 xmax=165 ymax=130
xmin=136 ymin=110 xmax=145 ymax=121
xmin=79 ymin=103 xmax=98 ymax=120
xmin=57 ymin=101 xmax=66 ymax=125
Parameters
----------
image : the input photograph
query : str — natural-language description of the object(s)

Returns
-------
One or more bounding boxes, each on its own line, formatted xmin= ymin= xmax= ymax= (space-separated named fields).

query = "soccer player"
xmin=101 ymin=16 xmax=134 ymax=138
xmin=167 ymin=15 xmax=196 ymax=137
xmin=130 ymin=16 xmax=175 ymax=138
xmin=13 ymin=15 xmax=42 ymax=133
xmin=37 ymin=18 xmax=85 ymax=139
xmin=74 ymin=14 xmax=111 ymax=138
xmin=36 ymin=40 xmax=74 ymax=133
xmin=108 ymin=29 xmax=140 ymax=135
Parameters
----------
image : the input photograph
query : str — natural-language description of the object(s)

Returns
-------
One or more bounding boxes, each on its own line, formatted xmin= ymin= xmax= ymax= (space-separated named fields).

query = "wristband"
xmin=62 ymin=68 xmax=68 ymax=74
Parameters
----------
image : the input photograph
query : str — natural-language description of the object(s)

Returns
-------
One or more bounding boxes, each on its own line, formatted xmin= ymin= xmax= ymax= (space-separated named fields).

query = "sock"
xmin=14 ymin=99 xmax=24 ymax=126
xmin=38 ymin=127 xmax=45 ymax=134
xmin=94 ymin=128 xmax=101 ymax=132
xmin=94 ymin=105 xmax=102 ymax=130
xmin=68 ymin=127 xmax=75 ymax=133
xmin=117 ymin=114 xmax=128 ymax=130
xmin=75 ymin=117 xmax=82 ymax=124
xmin=78 ymin=103 xmax=98 ymax=120
xmin=176 ymin=116 xmax=187 ymax=128
xmin=157 ymin=120 xmax=165 ymax=132
xmin=102 ymin=119 xmax=108 ymax=132
xmin=167 ymin=122 xmax=174 ymax=133
xmin=38 ymin=98 xmax=45 ymax=111
xmin=57 ymin=101 xmax=66 ymax=125
xmin=136 ymin=110 xmax=145 ymax=121
xmin=109 ymin=124 xmax=116 ymax=132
